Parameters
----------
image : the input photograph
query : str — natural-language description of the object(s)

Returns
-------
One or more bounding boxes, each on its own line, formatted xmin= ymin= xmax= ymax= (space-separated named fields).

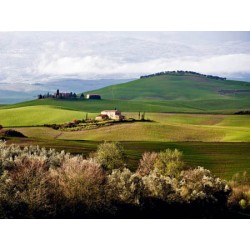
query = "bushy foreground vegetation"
xmin=0 ymin=141 xmax=248 ymax=218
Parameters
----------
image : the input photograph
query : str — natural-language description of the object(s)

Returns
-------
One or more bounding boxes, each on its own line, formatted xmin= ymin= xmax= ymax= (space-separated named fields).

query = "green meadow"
xmin=0 ymin=105 xmax=91 ymax=126
xmin=2 ymin=111 xmax=250 ymax=143
xmin=86 ymin=74 xmax=250 ymax=100
xmin=2 ymin=96 xmax=250 ymax=114
xmin=4 ymin=137 xmax=250 ymax=180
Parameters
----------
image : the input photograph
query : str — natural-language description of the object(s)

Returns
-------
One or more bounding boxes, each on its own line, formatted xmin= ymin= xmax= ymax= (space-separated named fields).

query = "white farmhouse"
xmin=100 ymin=110 xmax=124 ymax=121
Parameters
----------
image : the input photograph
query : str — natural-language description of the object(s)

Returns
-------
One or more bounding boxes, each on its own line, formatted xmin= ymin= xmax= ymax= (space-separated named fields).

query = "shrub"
xmin=0 ymin=156 xmax=56 ymax=218
xmin=137 ymin=149 xmax=184 ymax=177
xmin=154 ymin=149 xmax=184 ymax=177
xmin=0 ymin=142 xmax=70 ymax=217
xmin=228 ymin=185 xmax=250 ymax=210
xmin=137 ymin=152 xmax=158 ymax=176
xmin=177 ymin=167 xmax=230 ymax=203
xmin=0 ymin=142 xmax=108 ymax=218
xmin=2 ymin=129 xmax=26 ymax=138
xmin=239 ymin=199 xmax=247 ymax=209
xmin=0 ymin=142 xmax=68 ymax=173
xmin=49 ymin=156 xmax=107 ymax=216
xmin=142 ymin=171 xmax=175 ymax=201
xmin=228 ymin=172 xmax=250 ymax=211
xmin=106 ymin=168 xmax=143 ymax=205
xmin=95 ymin=142 xmax=126 ymax=171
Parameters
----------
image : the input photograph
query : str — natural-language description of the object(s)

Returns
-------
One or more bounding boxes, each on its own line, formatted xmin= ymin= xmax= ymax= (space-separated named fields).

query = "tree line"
xmin=140 ymin=70 xmax=227 ymax=80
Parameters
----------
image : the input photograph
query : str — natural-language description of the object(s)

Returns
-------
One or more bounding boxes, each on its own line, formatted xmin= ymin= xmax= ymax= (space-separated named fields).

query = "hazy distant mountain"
xmin=0 ymin=78 xmax=135 ymax=104
xmin=228 ymin=73 xmax=250 ymax=82
xmin=35 ymin=78 xmax=136 ymax=93
xmin=0 ymin=90 xmax=39 ymax=104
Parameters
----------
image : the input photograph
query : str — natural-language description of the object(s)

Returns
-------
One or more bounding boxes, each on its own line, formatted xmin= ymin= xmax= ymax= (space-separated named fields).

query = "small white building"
xmin=100 ymin=110 xmax=124 ymax=121
xmin=86 ymin=94 xmax=101 ymax=99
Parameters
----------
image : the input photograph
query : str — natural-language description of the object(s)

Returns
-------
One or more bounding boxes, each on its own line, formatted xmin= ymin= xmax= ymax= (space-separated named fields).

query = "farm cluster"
xmin=44 ymin=109 xmax=126 ymax=131
xmin=43 ymin=110 xmax=150 ymax=131
xmin=38 ymin=89 xmax=101 ymax=100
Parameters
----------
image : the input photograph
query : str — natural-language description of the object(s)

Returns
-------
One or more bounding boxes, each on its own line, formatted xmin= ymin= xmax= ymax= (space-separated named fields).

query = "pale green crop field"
xmin=7 ymin=111 xmax=250 ymax=142
xmin=0 ymin=105 xmax=97 ymax=127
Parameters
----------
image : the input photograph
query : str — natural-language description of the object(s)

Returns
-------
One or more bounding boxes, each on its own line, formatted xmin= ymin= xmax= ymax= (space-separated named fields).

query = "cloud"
xmin=34 ymin=55 xmax=119 ymax=77
xmin=33 ymin=53 xmax=250 ymax=79
xmin=1 ymin=32 xmax=250 ymax=92
xmin=157 ymin=54 xmax=250 ymax=76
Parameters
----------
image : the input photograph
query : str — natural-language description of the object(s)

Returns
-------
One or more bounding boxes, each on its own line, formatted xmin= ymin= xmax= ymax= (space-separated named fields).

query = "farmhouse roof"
xmin=102 ymin=110 xmax=119 ymax=112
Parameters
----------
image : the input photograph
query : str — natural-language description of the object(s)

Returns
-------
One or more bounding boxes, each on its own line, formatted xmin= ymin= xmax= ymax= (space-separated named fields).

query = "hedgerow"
xmin=0 ymin=141 xmax=244 ymax=218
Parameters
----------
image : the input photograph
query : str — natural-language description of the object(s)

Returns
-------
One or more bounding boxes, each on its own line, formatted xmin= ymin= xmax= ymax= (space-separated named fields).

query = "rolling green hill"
xmin=1 ymin=75 xmax=250 ymax=114
xmin=85 ymin=73 xmax=250 ymax=101
xmin=3 ymin=112 xmax=250 ymax=142
xmin=1 ymin=73 xmax=250 ymax=127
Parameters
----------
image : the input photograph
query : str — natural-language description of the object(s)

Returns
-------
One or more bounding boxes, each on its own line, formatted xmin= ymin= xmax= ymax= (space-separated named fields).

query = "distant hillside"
xmin=85 ymin=72 xmax=250 ymax=101
xmin=0 ymin=78 xmax=135 ymax=104
xmin=2 ymin=72 xmax=250 ymax=115
xmin=34 ymin=78 xmax=136 ymax=94
xmin=0 ymin=90 xmax=38 ymax=104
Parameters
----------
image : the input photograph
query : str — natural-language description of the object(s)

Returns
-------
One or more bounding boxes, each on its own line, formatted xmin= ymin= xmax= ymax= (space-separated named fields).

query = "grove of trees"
xmin=140 ymin=70 xmax=227 ymax=80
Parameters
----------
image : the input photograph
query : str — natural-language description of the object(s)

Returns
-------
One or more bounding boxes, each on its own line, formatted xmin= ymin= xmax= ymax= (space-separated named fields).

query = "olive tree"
xmin=154 ymin=149 xmax=184 ymax=177
xmin=95 ymin=141 xmax=126 ymax=171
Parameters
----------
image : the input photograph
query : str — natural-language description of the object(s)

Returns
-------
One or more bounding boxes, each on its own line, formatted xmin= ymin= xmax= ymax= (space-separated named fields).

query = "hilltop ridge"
xmin=140 ymin=70 xmax=227 ymax=81
xmin=85 ymin=71 xmax=250 ymax=101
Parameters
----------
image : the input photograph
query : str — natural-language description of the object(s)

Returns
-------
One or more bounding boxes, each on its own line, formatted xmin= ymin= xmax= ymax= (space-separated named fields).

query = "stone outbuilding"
xmin=86 ymin=94 xmax=101 ymax=100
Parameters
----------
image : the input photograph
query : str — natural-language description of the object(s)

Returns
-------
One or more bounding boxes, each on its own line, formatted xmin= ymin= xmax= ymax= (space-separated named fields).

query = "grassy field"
xmin=8 ymin=113 xmax=250 ymax=142
xmin=1 ymin=96 xmax=250 ymax=114
xmin=0 ymin=105 xmax=97 ymax=126
xmin=4 ymin=137 xmax=250 ymax=180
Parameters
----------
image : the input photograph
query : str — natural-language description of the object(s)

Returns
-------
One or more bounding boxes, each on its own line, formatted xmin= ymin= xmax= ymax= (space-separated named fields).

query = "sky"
xmin=1 ymin=31 xmax=250 ymax=92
